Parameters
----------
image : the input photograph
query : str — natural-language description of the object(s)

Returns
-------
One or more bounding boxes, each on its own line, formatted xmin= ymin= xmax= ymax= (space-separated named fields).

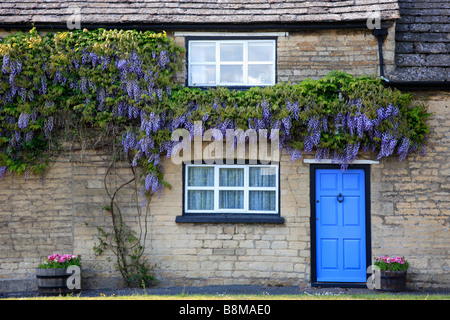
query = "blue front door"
xmin=315 ymin=169 xmax=367 ymax=283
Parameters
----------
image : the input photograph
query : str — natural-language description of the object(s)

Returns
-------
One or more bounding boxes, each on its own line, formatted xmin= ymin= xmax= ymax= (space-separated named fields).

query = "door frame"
xmin=309 ymin=164 xmax=372 ymax=287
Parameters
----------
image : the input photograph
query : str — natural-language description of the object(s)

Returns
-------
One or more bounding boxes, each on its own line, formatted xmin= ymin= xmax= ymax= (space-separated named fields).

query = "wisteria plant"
xmin=0 ymin=28 xmax=431 ymax=190
xmin=0 ymin=28 xmax=429 ymax=287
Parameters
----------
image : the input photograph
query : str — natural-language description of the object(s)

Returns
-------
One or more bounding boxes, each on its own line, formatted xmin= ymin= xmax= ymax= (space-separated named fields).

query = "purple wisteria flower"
xmin=138 ymin=136 xmax=155 ymax=156
xmin=290 ymin=148 xmax=302 ymax=163
xmin=18 ymin=112 xmax=30 ymax=129
xmin=0 ymin=166 xmax=7 ymax=180
xmin=397 ymin=137 xmax=410 ymax=162
xmin=262 ymin=100 xmax=271 ymax=125
xmin=286 ymin=101 xmax=300 ymax=120
xmin=54 ymin=70 xmax=67 ymax=85
xmin=377 ymin=132 xmax=398 ymax=159
xmin=100 ymin=55 xmax=111 ymax=70
xmin=281 ymin=116 xmax=291 ymax=136
xmin=158 ymin=50 xmax=169 ymax=69
xmin=27 ymin=90 xmax=34 ymax=102
xmin=376 ymin=105 xmax=399 ymax=122
xmin=315 ymin=148 xmax=329 ymax=162
xmin=122 ymin=131 xmax=137 ymax=153
xmin=346 ymin=113 xmax=356 ymax=135
xmin=10 ymin=131 xmax=21 ymax=148
xmin=304 ymin=116 xmax=321 ymax=153
xmin=18 ymin=87 xmax=26 ymax=102
xmin=2 ymin=55 xmax=10 ymax=74
xmin=156 ymin=88 xmax=163 ymax=101
xmin=25 ymin=131 xmax=33 ymax=142
xmin=144 ymin=172 xmax=160 ymax=193
xmin=43 ymin=116 xmax=54 ymax=139
xmin=322 ymin=117 xmax=328 ymax=133
xmin=40 ymin=76 xmax=47 ymax=95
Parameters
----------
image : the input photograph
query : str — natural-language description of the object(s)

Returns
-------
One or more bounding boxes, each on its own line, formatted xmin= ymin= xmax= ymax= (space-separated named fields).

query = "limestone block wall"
xmin=371 ymin=91 xmax=450 ymax=289
xmin=0 ymin=150 xmax=130 ymax=293
xmin=144 ymin=152 xmax=310 ymax=287
xmin=171 ymin=26 xmax=396 ymax=84
xmin=277 ymin=28 xmax=396 ymax=81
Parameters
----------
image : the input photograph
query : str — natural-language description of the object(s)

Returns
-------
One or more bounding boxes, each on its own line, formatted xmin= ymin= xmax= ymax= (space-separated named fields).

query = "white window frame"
xmin=187 ymin=39 xmax=276 ymax=87
xmin=184 ymin=164 xmax=279 ymax=214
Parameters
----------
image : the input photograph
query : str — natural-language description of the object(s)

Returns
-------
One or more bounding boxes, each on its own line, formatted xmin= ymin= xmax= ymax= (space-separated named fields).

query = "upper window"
xmin=187 ymin=39 xmax=276 ymax=87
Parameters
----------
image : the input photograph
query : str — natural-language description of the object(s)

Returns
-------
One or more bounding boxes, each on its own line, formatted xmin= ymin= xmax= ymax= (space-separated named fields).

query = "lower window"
xmin=177 ymin=163 xmax=283 ymax=223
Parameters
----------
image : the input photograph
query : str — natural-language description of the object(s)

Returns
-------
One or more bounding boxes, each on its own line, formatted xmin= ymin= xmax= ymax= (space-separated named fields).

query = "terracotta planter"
xmin=36 ymin=267 xmax=81 ymax=296
xmin=379 ymin=270 xmax=407 ymax=291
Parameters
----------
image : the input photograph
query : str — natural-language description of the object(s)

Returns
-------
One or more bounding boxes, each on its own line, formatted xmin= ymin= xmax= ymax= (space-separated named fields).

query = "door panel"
xmin=321 ymin=239 xmax=338 ymax=269
xmin=315 ymin=169 xmax=366 ymax=283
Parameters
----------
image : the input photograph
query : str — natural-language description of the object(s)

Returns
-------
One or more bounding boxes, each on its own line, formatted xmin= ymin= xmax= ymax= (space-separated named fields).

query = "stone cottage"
xmin=0 ymin=0 xmax=448 ymax=293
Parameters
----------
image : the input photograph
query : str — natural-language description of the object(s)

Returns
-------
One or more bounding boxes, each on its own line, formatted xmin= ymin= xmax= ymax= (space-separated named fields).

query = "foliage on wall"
xmin=0 ymin=29 xmax=430 ymax=186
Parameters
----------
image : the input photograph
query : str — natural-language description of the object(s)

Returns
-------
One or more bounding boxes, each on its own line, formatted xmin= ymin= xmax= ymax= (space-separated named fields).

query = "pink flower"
xmin=45 ymin=253 xmax=80 ymax=265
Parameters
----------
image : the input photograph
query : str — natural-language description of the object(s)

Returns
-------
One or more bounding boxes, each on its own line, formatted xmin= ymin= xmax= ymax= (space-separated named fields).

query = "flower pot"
xmin=379 ymin=270 xmax=407 ymax=291
xmin=36 ymin=267 xmax=81 ymax=296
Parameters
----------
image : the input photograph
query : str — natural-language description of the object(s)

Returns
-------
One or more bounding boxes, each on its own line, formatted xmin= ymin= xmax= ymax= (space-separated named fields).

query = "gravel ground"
xmin=2 ymin=284 xmax=449 ymax=299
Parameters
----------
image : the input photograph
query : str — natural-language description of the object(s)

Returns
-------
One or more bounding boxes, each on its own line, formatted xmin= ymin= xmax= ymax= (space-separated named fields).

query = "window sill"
xmin=175 ymin=214 xmax=284 ymax=224
xmin=186 ymin=85 xmax=274 ymax=91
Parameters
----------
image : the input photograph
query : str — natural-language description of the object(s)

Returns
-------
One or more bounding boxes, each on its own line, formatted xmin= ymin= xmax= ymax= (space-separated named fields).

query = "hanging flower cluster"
xmin=0 ymin=28 xmax=184 ymax=186
xmin=166 ymin=74 xmax=430 ymax=174
xmin=0 ymin=29 xmax=430 ymax=197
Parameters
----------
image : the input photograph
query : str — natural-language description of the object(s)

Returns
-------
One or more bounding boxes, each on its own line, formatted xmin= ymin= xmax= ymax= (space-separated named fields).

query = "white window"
xmin=185 ymin=164 xmax=279 ymax=214
xmin=188 ymin=39 xmax=276 ymax=87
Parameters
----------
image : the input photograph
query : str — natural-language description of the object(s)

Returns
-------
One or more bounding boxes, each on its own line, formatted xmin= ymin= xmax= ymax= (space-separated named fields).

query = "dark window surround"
xmin=309 ymin=164 xmax=372 ymax=288
xmin=176 ymin=159 xmax=284 ymax=224
xmin=184 ymin=36 xmax=278 ymax=90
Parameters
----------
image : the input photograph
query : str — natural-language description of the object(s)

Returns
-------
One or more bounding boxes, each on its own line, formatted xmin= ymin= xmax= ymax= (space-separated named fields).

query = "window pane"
xmin=219 ymin=168 xmax=244 ymax=187
xmin=248 ymin=64 xmax=273 ymax=85
xmin=220 ymin=43 xmax=243 ymax=62
xmin=188 ymin=167 xmax=214 ymax=186
xmin=248 ymin=42 xmax=274 ymax=62
xmin=220 ymin=65 xmax=243 ymax=84
xmin=190 ymin=42 xmax=216 ymax=63
xmin=249 ymin=167 xmax=276 ymax=187
xmin=190 ymin=65 xmax=216 ymax=85
xmin=249 ymin=191 xmax=276 ymax=211
xmin=188 ymin=190 xmax=214 ymax=210
xmin=219 ymin=190 xmax=244 ymax=209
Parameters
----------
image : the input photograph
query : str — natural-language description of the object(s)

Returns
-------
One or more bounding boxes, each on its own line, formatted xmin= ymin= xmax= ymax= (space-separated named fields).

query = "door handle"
xmin=337 ymin=193 xmax=344 ymax=203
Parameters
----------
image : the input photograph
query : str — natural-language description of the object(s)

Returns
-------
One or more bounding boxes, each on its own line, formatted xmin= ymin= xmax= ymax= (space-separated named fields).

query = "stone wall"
xmin=0 ymin=150 xmax=129 ymax=292
xmin=144 ymin=151 xmax=310 ymax=287
xmin=277 ymin=28 xmax=396 ymax=81
xmin=0 ymin=143 xmax=313 ymax=292
xmin=172 ymin=27 xmax=396 ymax=83
xmin=371 ymin=91 xmax=450 ymax=289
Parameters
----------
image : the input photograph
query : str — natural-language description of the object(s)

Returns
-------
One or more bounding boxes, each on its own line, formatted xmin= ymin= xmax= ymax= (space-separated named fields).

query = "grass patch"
xmin=3 ymin=293 xmax=449 ymax=300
